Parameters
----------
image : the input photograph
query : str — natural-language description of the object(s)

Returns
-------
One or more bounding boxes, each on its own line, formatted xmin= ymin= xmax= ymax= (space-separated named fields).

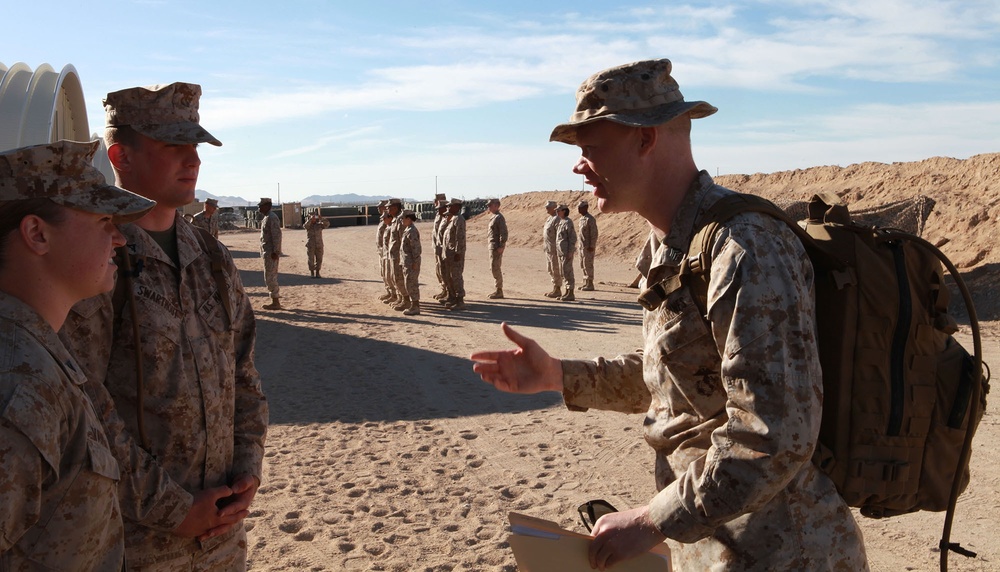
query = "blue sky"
xmin=4 ymin=0 xmax=999 ymax=203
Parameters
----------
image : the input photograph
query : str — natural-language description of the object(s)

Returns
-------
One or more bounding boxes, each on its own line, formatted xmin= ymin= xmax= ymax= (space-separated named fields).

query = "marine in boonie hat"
xmin=0 ymin=140 xmax=155 ymax=223
xmin=104 ymin=82 xmax=222 ymax=147
xmin=550 ymin=58 xmax=717 ymax=145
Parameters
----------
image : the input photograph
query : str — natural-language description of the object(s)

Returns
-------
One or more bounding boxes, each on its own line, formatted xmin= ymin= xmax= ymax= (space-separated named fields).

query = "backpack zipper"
xmin=888 ymin=241 xmax=910 ymax=436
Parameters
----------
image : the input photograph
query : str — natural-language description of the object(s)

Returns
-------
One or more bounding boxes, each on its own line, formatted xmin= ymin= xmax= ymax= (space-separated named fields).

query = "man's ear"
xmin=107 ymin=142 xmax=130 ymax=173
xmin=637 ymin=126 xmax=658 ymax=156
xmin=19 ymin=215 xmax=51 ymax=256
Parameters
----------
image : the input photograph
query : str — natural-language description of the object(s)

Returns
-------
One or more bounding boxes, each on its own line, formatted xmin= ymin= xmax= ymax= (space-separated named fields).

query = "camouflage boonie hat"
xmin=104 ymin=82 xmax=222 ymax=146
xmin=0 ymin=140 xmax=154 ymax=223
xmin=550 ymin=59 xmax=717 ymax=145
xmin=545 ymin=200 xmax=557 ymax=209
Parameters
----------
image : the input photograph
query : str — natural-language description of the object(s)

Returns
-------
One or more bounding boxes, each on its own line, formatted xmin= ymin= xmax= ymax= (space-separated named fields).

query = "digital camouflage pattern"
xmin=60 ymin=214 xmax=268 ymax=569
xmin=0 ymin=140 xmax=153 ymax=222
xmin=487 ymin=210 xmax=508 ymax=292
xmin=387 ymin=208 xmax=406 ymax=298
xmin=191 ymin=210 xmax=219 ymax=239
xmin=401 ymin=223 xmax=421 ymax=302
xmin=104 ymin=82 xmax=222 ymax=146
xmin=443 ymin=208 xmax=467 ymax=299
xmin=304 ymin=215 xmax=330 ymax=274
xmin=549 ymin=58 xmax=717 ymax=145
xmin=560 ymin=172 xmax=868 ymax=570
xmin=578 ymin=209 xmax=598 ymax=285
xmin=260 ymin=209 xmax=282 ymax=296
xmin=0 ymin=293 xmax=125 ymax=572
xmin=556 ymin=213 xmax=576 ymax=290
xmin=543 ymin=211 xmax=561 ymax=289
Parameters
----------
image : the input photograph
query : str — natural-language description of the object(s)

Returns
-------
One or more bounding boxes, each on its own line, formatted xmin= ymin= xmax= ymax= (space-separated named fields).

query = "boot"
xmin=262 ymin=295 xmax=282 ymax=310
xmin=488 ymin=289 xmax=504 ymax=299
xmin=580 ymin=281 xmax=595 ymax=291
xmin=446 ymin=297 xmax=465 ymax=311
xmin=544 ymin=287 xmax=561 ymax=298
xmin=379 ymin=292 xmax=393 ymax=302
xmin=439 ymin=296 xmax=453 ymax=305
xmin=403 ymin=301 xmax=421 ymax=316
xmin=393 ymin=297 xmax=411 ymax=311
xmin=433 ymin=289 xmax=448 ymax=300
xmin=560 ymin=290 xmax=575 ymax=302
xmin=382 ymin=293 xmax=396 ymax=304
xmin=315 ymin=269 xmax=322 ymax=279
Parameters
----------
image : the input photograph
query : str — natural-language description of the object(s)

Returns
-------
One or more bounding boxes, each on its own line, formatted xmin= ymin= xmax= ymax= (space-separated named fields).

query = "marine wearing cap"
xmin=104 ymin=82 xmax=222 ymax=146
xmin=0 ymin=140 xmax=153 ymax=222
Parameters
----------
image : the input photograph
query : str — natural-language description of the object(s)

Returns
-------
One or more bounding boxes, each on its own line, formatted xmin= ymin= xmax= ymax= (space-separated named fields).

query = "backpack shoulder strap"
xmin=190 ymin=225 xmax=235 ymax=331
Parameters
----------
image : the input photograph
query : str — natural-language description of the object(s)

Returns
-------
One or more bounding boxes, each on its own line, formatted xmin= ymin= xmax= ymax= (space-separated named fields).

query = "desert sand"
xmin=231 ymin=154 xmax=999 ymax=571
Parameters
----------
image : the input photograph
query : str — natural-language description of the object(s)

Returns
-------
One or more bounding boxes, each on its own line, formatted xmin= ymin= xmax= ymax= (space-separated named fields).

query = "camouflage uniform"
xmin=304 ymin=215 xmax=330 ymax=276
xmin=377 ymin=214 xmax=395 ymax=299
xmin=1 ymin=293 xmax=125 ymax=572
xmin=560 ymin=172 xmax=867 ymax=570
xmin=577 ymin=209 xmax=598 ymax=289
xmin=543 ymin=210 xmax=562 ymax=292
xmin=61 ymin=213 xmax=269 ymax=570
xmin=191 ymin=211 xmax=218 ymax=239
xmin=401 ymin=222 xmax=422 ymax=304
xmin=260 ymin=208 xmax=282 ymax=297
xmin=432 ymin=206 xmax=448 ymax=297
xmin=443 ymin=207 xmax=467 ymax=302
xmin=555 ymin=212 xmax=576 ymax=293
xmin=487 ymin=209 xmax=508 ymax=294
xmin=387 ymin=210 xmax=407 ymax=304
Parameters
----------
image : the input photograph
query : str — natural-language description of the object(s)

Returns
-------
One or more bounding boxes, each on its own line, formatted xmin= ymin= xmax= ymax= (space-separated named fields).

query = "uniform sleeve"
xmin=0 ymin=384 xmax=53 ymax=551
xmin=499 ymin=216 xmax=508 ymax=246
xmin=646 ymin=216 xmax=822 ymax=543
xmin=271 ymin=217 xmax=282 ymax=254
xmin=61 ymin=295 xmax=194 ymax=532
xmin=226 ymin=255 xmax=269 ymax=481
xmin=561 ymin=354 xmax=649 ymax=413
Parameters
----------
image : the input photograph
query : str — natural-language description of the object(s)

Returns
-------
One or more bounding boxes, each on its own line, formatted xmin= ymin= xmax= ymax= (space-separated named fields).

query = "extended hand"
xmin=587 ymin=506 xmax=667 ymax=571
xmin=470 ymin=322 xmax=562 ymax=394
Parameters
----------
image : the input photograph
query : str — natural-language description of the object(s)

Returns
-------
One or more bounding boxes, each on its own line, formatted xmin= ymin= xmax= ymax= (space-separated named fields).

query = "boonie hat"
xmin=0 ymin=140 xmax=155 ymax=223
xmin=105 ymin=82 xmax=222 ymax=146
xmin=550 ymin=59 xmax=717 ymax=145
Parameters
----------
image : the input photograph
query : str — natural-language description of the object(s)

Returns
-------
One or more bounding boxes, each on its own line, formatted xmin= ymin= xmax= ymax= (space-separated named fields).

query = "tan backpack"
xmin=638 ymin=192 xmax=989 ymax=571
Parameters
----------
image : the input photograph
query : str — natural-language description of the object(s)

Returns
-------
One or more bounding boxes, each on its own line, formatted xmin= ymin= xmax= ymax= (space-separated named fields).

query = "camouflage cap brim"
xmin=133 ymin=121 xmax=222 ymax=146
xmin=549 ymin=99 xmax=716 ymax=145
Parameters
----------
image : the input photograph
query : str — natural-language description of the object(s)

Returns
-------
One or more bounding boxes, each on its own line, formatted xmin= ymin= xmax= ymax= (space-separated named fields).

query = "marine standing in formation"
xmin=442 ymin=198 xmax=466 ymax=311
xmin=472 ymin=58 xmax=867 ymax=571
xmin=191 ymin=197 xmax=219 ymax=238
xmin=542 ymin=200 xmax=562 ymax=298
xmin=399 ymin=209 xmax=422 ymax=316
xmin=432 ymin=195 xmax=449 ymax=300
xmin=577 ymin=200 xmax=598 ymax=291
xmin=60 ymin=82 xmax=269 ymax=571
xmin=376 ymin=200 xmax=394 ymax=302
xmin=385 ymin=198 xmax=409 ymax=311
xmin=0 ymin=141 xmax=154 ymax=571
xmin=259 ymin=196 xmax=283 ymax=310
xmin=304 ymin=211 xmax=330 ymax=278
xmin=555 ymin=204 xmax=577 ymax=301
xmin=486 ymin=197 xmax=508 ymax=299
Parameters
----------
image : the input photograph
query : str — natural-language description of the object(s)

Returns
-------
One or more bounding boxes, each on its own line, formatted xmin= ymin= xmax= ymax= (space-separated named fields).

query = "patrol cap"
xmin=545 ymin=200 xmax=557 ymax=209
xmin=488 ymin=198 xmax=500 ymax=206
xmin=434 ymin=193 xmax=446 ymax=200
xmin=557 ymin=203 xmax=570 ymax=212
xmin=578 ymin=200 xmax=588 ymax=209
xmin=258 ymin=197 xmax=272 ymax=206
xmin=402 ymin=209 xmax=417 ymax=220
xmin=104 ymin=82 xmax=222 ymax=146
xmin=0 ymin=140 xmax=155 ymax=223
xmin=205 ymin=198 xmax=219 ymax=207
xmin=377 ymin=199 xmax=388 ymax=207
xmin=388 ymin=198 xmax=403 ymax=207
xmin=550 ymin=59 xmax=717 ymax=145
xmin=449 ymin=198 xmax=464 ymax=206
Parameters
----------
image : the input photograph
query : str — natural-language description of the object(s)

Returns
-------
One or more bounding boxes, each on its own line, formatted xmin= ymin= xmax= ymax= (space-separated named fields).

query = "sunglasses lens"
xmin=577 ymin=499 xmax=618 ymax=532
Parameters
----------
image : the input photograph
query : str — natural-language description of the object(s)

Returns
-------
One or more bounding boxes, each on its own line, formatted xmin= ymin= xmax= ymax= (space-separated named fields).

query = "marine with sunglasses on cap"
xmin=471 ymin=59 xmax=867 ymax=571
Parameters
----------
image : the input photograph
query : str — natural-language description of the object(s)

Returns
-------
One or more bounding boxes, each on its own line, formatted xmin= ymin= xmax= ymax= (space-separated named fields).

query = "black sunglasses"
xmin=577 ymin=499 xmax=618 ymax=532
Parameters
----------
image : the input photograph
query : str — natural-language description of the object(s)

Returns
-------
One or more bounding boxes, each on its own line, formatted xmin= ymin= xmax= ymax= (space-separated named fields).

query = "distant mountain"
xmin=194 ymin=189 xmax=256 ymax=208
xmin=300 ymin=194 xmax=417 ymax=206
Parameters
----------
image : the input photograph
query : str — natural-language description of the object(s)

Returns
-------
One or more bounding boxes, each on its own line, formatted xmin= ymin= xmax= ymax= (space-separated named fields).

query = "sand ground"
xmin=226 ymin=223 xmax=998 ymax=572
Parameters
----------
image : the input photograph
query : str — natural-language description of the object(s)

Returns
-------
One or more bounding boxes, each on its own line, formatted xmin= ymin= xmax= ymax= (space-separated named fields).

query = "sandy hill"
xmin=467 ymin=152 xmax=1000 ymax=325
